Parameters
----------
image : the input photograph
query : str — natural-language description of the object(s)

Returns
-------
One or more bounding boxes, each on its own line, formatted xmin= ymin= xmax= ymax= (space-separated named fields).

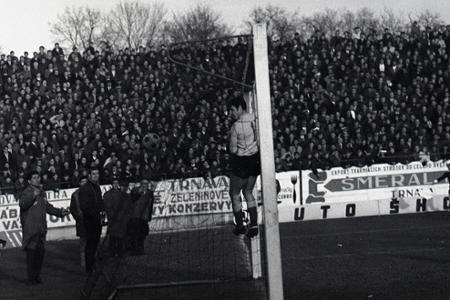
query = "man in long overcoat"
xmin=79 ymin=168 xmax=104 ymax=273
xmin=19 ymin=171 xmax=69 ymax=284
xmin=104 ymin=178 xmax=132 ymax=257
xmin=127 ymin=179 xmax=154 ymax=255
xmin=70 ymin=176 xmax=88 ymax=268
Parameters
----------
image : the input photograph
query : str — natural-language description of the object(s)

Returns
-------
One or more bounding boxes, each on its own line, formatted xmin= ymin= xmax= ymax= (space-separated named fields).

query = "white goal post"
xmin=252 ymin=23 xmax=285 ymax=300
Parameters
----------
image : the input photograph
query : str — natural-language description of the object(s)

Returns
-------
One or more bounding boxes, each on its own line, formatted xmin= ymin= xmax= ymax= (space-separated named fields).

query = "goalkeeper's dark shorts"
xmin=230 ymin=152 xmax=260 ymax=179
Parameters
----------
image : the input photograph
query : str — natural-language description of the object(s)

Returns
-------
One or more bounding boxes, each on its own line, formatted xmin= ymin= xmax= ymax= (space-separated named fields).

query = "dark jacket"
xmin=0 ymin=151 xmax=15 ymax=169
xmin=79 ymin=180 xmax=104 ymax=221
xmin=19 ymin=185 xmax=63 ymax=249
xmin=70 ymin=189 xmax=85 ymax=237
xmin=130 ymin=187 xmax=154 ymax=222
xmin=104 ymin=188 xmax=132 ymax=238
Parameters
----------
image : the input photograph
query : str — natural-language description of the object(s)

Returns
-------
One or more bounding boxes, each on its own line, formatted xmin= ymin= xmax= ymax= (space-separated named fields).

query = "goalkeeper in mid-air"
xmin=228 ymin=95 xmax=260 ymax=238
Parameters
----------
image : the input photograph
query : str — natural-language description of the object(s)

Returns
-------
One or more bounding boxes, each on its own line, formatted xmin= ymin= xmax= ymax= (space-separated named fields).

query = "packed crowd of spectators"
xmin=0 ymin=23 xmax=449 ymax=193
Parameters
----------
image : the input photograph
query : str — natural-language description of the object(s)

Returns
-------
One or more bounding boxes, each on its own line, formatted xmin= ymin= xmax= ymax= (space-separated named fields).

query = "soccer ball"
xmin=143 ymin=133 xmax=161 ymax=151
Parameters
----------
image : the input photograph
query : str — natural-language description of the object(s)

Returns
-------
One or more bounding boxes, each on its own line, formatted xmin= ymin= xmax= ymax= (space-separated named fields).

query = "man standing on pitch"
xmin=127 ymin=179 xmax=154 ymax=255
xmin=104 ymin=178 xmax=132 ymax=257
xmin=70 ymin=176 xmax=88 ymax=269
xmin=19 ymin=171 xmax=69 ymax=284
xmin=79 ymin=167 xmax=104 ymax=273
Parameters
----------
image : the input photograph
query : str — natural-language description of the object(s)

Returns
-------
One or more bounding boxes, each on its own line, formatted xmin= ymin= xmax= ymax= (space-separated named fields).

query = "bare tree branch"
xmin=379 ymin=7 xmax=405 ymax=33
xmin=163 ymin=3 xmax=233 ymax=43
xmin=103 ymin=0 xmax=166 ymax=49
xmin=49 ymin=6 xmax=102 ymax=50
xmin=416 ymin=9 xmax=443 ymax=29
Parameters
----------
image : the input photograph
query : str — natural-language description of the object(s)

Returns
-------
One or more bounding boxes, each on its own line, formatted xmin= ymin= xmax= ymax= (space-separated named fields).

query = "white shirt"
xmin=229 ymin=113 xmax=258 ymax=157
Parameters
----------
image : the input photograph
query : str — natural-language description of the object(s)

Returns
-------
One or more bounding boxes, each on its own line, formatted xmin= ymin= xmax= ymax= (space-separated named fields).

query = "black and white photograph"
xmin=0 ymin=0 xmax=450 ymax=299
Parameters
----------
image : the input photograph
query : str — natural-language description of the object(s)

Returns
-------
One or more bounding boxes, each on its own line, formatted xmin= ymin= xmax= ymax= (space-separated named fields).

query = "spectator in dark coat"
xmin=103 ymin=178 xmax=132 ymax=257
xmin=14 ymin=172 xmax=27 ymax=197
xmin=127 ymin=179 xmax=154 ymax=255
xmin=51 ymin=43 xmax=64 ymax=59
xmin=79 ymin=167 xmax=104 ymax=273
xmin=19 ymin=171 xmax=69 ymax=284
xmin=69 ymin=176 xmax=88 ymax=269
xmin=0 ymin=146 xmax=15 ymax=169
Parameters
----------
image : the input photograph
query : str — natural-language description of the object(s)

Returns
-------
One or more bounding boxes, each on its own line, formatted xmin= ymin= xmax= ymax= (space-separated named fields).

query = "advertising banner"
xmin=300 ymin=161 xmax=449 ymax=204
xmin=1 ymin=162 xmax=448 ymax=248
xmin=278 ymin=192 xmax=450 ymax=223
xmin=255 ymin=170 xmax=301 ymax=206
xmin=152 ymin=176 xmax=232 ymax=217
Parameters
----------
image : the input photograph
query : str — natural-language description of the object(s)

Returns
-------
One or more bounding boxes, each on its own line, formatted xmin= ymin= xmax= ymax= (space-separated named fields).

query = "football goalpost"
xmin=80 ymin=23 xmax=284 ymax=300
xmin=253 ymin=23 xmax=284 ymax=300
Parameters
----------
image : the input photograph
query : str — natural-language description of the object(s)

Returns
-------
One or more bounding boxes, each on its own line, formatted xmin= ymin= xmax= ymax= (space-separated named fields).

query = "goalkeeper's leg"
xmin=243 ymin=176 xmax=258 ymax=238
xmin=230 ymin=174 xmax=247 ymax=235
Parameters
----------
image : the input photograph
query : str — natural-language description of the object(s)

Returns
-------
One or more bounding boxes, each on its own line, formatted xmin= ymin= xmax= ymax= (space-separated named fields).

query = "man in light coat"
xmin=19 ymin=171 xmax=69 ymax=284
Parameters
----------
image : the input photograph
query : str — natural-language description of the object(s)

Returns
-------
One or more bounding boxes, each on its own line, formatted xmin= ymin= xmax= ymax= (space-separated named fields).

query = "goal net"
xmin=80 ymin=25 xmax=281 ymax=300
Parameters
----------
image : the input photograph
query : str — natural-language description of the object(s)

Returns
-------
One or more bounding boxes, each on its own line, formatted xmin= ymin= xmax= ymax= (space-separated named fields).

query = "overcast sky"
xmin=0 ymin=0 xmax=449 ymax=54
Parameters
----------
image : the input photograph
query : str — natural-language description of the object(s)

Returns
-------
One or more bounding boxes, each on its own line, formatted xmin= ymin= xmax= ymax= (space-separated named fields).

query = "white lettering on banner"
xmin=153 ymin=201 xmax=233 ymax=216
xmin=0 ymin=205 xmax=21 ymax=233
xmin=0 ymin=206 xmax=20 ymax=233
xmin=0 ymin=194 xmax=16 ymax=205
xmin=45 ymin=189 xmax=70 ymax=201
xmin=167 ymin=177 xmax=229 ymax=191
xmin=168 ymin=190 xmax=229 ymax=203
xmin=329 ymin=161 xmax=447 ymax=176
